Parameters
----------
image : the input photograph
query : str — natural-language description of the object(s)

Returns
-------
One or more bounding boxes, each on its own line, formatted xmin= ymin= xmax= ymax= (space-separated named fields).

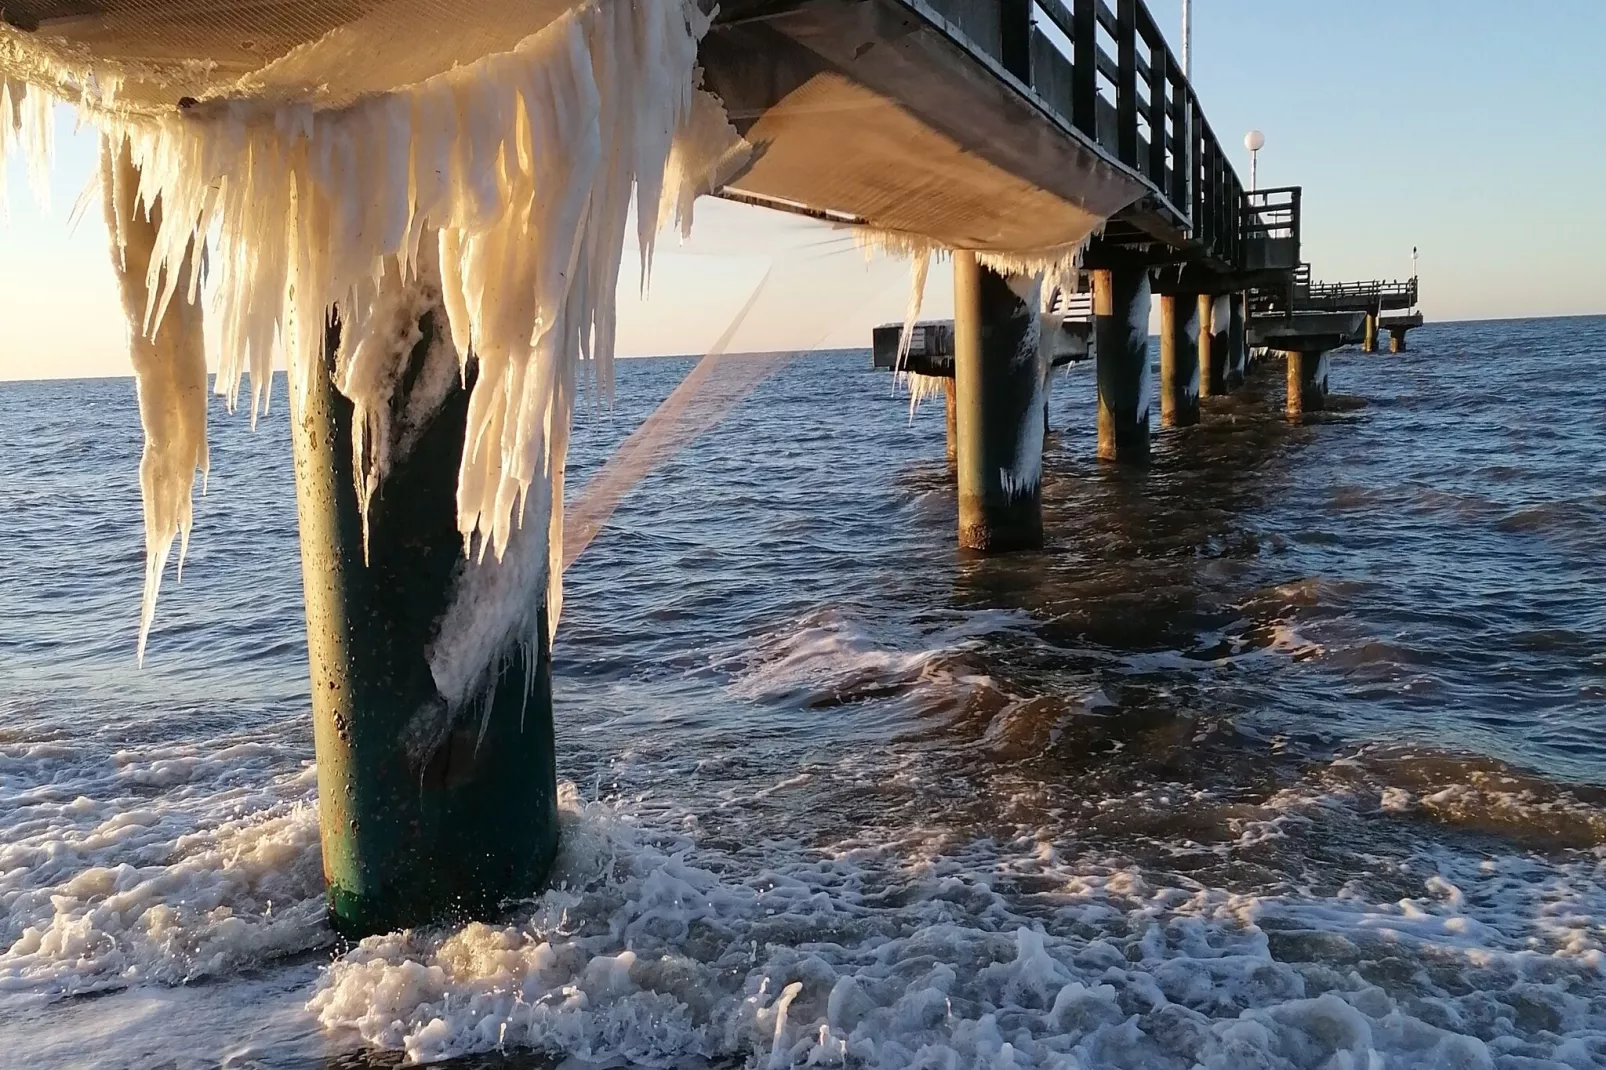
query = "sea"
xmin=2 ymin=316 xmax=1604 ymax=1069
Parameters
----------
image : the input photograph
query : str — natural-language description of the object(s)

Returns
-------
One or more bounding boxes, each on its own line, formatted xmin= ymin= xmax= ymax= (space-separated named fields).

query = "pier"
xmin=2 ymin=0 xmax=1424 ymax=937
xmin=1281 ymin=269 xmax=1424 ymax=352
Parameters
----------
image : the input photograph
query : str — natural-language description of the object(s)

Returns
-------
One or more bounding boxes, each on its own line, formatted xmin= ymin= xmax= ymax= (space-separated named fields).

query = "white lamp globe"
xmin=1244 ymin=130 xmax=1266 ymax=152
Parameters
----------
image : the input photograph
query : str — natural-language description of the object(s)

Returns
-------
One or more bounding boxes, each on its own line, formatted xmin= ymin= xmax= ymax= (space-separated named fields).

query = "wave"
xmin=306 ymin=777 xmax=1606 ymax=1067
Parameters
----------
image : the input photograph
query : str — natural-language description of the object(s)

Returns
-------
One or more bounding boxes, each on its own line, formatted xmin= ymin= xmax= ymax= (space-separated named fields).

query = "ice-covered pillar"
xmin=952 ymin=252 xmax=1044 ymax=551
xmin=1093 ymin=267 xmax=1152 ymax=462
xmin=292 ymin=307 xmax=559 ymax=938
xmin=1284 ymin=349 xmax=1330 ymax=420
xmin=1226 ymin=293 xmax=1247 ymax=389
xmin=1363 ymin=310 xmax=1378 ymax=353
xmin=1158 ymin=292 xmax=1200 ymax=427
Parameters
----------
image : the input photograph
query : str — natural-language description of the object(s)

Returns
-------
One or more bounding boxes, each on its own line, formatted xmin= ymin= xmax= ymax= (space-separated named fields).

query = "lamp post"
xmin=1181 ymin=0 xmax=1191 ymax=78
xmin=1244 ymin=129 xmax=1265 ymax=192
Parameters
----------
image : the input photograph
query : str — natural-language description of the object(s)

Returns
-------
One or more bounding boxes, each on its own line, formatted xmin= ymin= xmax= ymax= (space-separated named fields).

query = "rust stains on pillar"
xmin=1158 ymin=292 xmax=1199 ymax=427
xmin=953 ymin=252 xmax=1044 ymax=552
xmin=1094 ymin=267 xmax=1152 ymax=462
xmin=1283 ymin=349 xmax=1329 ymax=421
xmin=944 ymin=377 xmax=958 ymax=465
xmin=1196 ymin=293 xmax=1216 ymax=398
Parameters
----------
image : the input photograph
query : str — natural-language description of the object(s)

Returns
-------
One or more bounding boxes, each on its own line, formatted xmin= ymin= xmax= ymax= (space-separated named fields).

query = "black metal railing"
xmin=923 ymin=0 xmax=1245 ymax=267
xmin=1241 ymin=186 xmax=1300 ymax=271
xmin=1251 ymin=266 xmax=1419 ymax=318
xmin=1304 ymin=277 xmax=1418 ymax=312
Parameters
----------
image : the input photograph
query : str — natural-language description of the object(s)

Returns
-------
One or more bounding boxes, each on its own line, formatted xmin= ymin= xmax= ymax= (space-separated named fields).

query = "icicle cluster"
xmin=0 ymin=76 xmax=52 ymax=212
xmin=4 ymin=0 xmax=751 ymax=702
xmin=100 ymin=137 xmax=209 ymax=664
xmin=856 ymin=226 xmax=1093 ymax=419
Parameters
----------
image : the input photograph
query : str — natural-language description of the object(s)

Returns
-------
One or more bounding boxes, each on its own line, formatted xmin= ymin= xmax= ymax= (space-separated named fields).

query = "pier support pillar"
xmin=953 ymin=251 xmax=1044 ymax=551
xmin=1196 ymin=293 xmax=1216 ymax=398
xmin=1094 ymin=267 xmax=1152 ymax=462
xmin=1363 ymin=311 xmax=1378 ymax=353
xmin=1226 ymin=293 xmax=1247 ymax=390
xmin=944 ymin=377 xmax=958 ymax=464
xmin=1208 ymin=294 xmax=1232 ymax=394
xmin=1389 ymin=328 xmax=1409 ymax=353
xmin=1158 ymin=292 xmax=1199 ymax=427
xmin=1284 ymin=349 xmax=1330 ymax=420
xmin=291 ymin=305 xmax=559 ymax=938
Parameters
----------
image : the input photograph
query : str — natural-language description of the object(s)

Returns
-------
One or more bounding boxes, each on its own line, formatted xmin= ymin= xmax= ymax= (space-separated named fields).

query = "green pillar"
xmin=953 ymin=251 xmax=1044 ymax=551
xmin=1158 ymin=292 xmax=1199 ymax=428
xmin=292 ymin=308 xmax=559 ymax=938
xmin=1094 ymin=267 xmax=1152 ymax=462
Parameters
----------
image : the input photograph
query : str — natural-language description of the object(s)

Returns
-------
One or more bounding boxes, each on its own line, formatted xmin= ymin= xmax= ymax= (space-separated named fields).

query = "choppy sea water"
xmin=2 ymin=316 xmax=1605 ymax=1069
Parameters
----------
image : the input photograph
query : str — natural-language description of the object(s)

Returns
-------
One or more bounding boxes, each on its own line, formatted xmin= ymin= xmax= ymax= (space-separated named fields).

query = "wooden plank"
xmin=1029 ymin=28 xmax=1073 ymax=126
xmin=1095 ymin=46 xmax=1119 ymax=87
xmin=1095 ymin=0 xmax=1119 ymax=37
xmin=1036 ymin=0 xmax=1076 ymax=42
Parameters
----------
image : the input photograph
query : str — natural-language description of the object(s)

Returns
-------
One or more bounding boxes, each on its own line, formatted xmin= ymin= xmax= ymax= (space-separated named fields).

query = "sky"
xmin=1 ymin=0 xmax=1601 ymax=381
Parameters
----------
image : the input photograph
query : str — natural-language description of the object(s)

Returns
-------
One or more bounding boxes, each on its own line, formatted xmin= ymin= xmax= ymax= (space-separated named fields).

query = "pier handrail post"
xmin=999 ymin=0 xmax=1031 ymax=81
xmin=1116 ymin=0 xmax=1139 ymax=166
xmin=1071 ymin=0 xmax=1098 ymax=138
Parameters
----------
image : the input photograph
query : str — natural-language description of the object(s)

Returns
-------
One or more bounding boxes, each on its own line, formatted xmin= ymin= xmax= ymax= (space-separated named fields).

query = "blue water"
xmin=2 ymin=318 xmax=1604 ymax=1068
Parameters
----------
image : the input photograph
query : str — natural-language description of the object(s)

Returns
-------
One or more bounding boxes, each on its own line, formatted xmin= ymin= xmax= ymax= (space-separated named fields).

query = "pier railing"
xmin=1304 ymin=276 xmax=1419 ymax=312
xmin=1250 ymin=265 xmax=1420 ymax=318
xmin=921 ymin=0 xmax=1245 ymax=267
xmin=1241 ymin=187 xmax=1301 ymax=272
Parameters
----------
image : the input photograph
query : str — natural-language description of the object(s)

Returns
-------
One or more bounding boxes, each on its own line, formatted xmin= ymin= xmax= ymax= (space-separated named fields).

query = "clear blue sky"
xmin=1169 ymin=0 xmax=1606 ymax=315
xmin=1 ymin=1 xmax=1601 ymax=380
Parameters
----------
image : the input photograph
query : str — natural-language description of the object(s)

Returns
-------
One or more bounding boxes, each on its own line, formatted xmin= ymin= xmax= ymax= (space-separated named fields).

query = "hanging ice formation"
xmin=0 ymin=0 xmax=1139 ymax=706
xmin=101 ymin=137 xmax=209 ymax=665
xmin=858 ymin=227 xmax=1094 ymax=422
xmin=0 ymin=0 xmax=751 ymax=704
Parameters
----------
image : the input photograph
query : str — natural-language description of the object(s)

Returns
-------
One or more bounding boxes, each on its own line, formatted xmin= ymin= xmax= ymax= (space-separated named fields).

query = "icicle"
xmin=890 ymin=252 xmax=939 ymax=416
xmin=100 ymin=135 xmax=208 ymax=664
xmin=0 ymin=77 xmax=53 ymax=216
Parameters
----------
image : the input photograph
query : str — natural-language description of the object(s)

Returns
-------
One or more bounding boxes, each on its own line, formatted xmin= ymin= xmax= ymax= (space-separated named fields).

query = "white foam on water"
xmin=303 ymin=778 xmax=1606 ymax=1068
xmin=5 ymin=720 xmax=1606 ymax=1068
xmin=722 ymin=607 xmax=1030 ymax=707
xmin=0 ymin=736 xmax=326 ymax=999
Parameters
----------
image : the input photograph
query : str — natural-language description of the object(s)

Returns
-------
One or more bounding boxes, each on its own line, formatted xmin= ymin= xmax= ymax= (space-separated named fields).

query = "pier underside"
xmin=701 ymin=0 xmax=1146 ymax=253
xmin=0 ymin=0 xmax=1159 ymax=937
